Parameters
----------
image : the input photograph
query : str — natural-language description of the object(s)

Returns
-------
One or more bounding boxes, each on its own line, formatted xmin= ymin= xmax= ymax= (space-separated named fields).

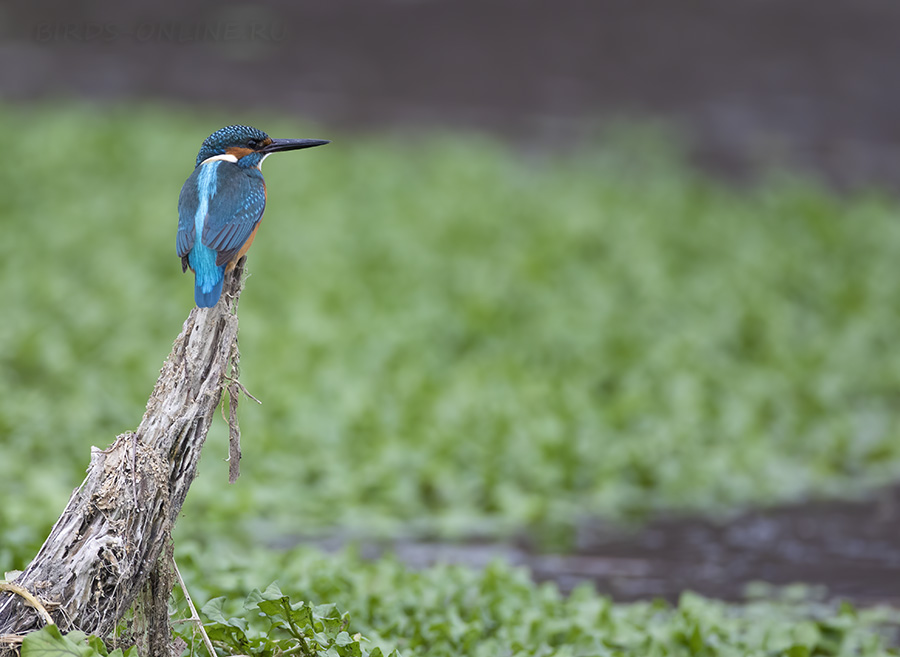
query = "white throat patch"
xmin=199 ymin=153 xmax=238 ymax=166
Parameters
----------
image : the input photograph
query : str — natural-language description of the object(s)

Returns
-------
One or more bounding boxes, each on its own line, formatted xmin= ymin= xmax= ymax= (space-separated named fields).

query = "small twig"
xmin=222 ymin=375 xmax=262 ymax=405
xmin=226 ymin=335 xmax=243 ymax=484
xmin=0 ymin=582 xmax=54 ymax=628
xmin=171 ymin=558 xmax=216 ymax=657
xmin=227 ymin=381 xmax=242 ymax=484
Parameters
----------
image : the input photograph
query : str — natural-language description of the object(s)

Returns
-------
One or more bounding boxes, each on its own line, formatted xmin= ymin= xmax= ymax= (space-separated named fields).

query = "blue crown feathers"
xmin=195 ymin=125 xmax=270 ymax=166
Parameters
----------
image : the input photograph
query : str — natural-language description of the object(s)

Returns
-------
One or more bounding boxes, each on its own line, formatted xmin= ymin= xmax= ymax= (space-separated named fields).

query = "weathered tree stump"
xmin=0 ymin=259 xmax=249 ymax=653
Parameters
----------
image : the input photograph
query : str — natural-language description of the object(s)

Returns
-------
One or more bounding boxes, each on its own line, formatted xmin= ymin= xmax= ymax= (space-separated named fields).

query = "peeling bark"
xmin=0 ymin=258 xmax=247 ymax=649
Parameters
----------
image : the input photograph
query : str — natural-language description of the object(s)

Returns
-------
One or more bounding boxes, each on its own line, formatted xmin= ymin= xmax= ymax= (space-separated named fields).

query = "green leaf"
xmin=260 ymin=581 xmax=285 ymax=600
xmin=21 ymin=626 xmax=100 ymax=657
xmin=784 ymin=645 xmax=810 ymax=657
xmin=200 ymin=596 xmax=229 ymax=624
xmin=106 ymin=648 xmax=137 ymax=657
xmin=226 ymin=616 xmax=249 ymax=632
xmin=84 ymin=636 xmax=108 ymax=656
xmin=242 ymin=588 xmax=265 ymax=610
xmin=204 ymin=621 xmax=250 ymax=648
xmin=314 ymin=602 xmax=339 ymax=618
xmin=245 ymin=582 xmax=286 ymax=611
xmin=256 ymin=597 xmax=290 ymax=619
xmin=688 ymin=624 xmax=703 ymax=654
xmin=335 ymin=632 xmax=364 ymax=657
xmin=289 ymin=601 xmax=315 ymax=630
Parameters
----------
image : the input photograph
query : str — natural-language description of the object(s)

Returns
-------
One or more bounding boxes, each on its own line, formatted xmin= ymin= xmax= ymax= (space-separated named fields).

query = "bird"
xmin=177 ymin=124 xmax=329 ymax=307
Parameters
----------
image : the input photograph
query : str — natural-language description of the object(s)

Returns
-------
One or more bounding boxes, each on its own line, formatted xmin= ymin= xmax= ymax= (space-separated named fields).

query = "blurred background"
xmin=1 ymin=0 xmax=900 ymax=645
xmin=5 ymin=0 xmax=900 ymax=189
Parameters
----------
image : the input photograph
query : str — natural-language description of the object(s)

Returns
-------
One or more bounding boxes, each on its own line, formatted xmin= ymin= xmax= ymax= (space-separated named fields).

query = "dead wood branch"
xmin=0 ymin=258 xmax=249 ymax=651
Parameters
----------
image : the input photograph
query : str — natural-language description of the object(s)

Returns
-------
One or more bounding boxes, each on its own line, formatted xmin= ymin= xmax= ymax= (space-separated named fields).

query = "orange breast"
xmin=226 ymin=221 xmax=262 ymax=272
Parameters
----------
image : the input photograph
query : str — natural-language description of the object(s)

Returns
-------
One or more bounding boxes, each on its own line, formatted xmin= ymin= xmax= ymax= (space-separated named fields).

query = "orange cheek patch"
xmin=226 ymin=146 xmax=254 ymax=159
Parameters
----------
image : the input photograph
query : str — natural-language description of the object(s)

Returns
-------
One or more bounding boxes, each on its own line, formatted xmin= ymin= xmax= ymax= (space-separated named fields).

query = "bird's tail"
xmin=187 ymin=244 xmax=226 ymax=307
xmin=194 ymin=274 xmax=224 ymax=307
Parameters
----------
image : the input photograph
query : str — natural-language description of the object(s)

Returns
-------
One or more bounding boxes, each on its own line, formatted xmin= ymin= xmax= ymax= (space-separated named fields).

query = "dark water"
xmin=297 ymin=485 xmax=900 ymax=605
xmin=557 ymin=486 xmax=900 ymax=604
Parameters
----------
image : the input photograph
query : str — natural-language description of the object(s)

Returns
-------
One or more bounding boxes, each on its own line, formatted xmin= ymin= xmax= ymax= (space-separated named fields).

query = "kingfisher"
xmin=177 ymin=125 xmax=329 ymax=307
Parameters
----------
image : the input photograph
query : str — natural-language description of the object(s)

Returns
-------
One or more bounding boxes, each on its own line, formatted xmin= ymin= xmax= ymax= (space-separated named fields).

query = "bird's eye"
xmin=247 ymin=139 xmax=260 ymax=149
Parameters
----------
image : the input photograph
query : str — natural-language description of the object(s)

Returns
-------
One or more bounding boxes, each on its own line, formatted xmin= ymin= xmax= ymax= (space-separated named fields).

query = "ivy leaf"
xmin=688 ymin=623 xmax=703 ymax=654
xmin=200 ymin=597 xmax=229 ymax=624
xmin=84 ymin=636 xmax=109 ymax=656
xmin=21 ymin=626 xmax=100 ymax=657
xmin=256 ymin=596 xmax=291 ymax=620
xmin=334 ymin=632 xmax=364 ymax=657
xmin=784 ymin=645 xmax=811 ymax=657
xmin=259 ymin=582 xmax=285 ymax=600
xmin=204 ymin=621 xmax=251 ymax=651
xmin=244 ymin=582 xmax=285 ymax=611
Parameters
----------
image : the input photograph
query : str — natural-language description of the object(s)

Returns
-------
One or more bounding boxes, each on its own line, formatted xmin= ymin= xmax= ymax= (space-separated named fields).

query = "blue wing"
xmin=176 ymin=162 xmax=267 ymax=267
xmin=202 ymin=165 xmax=267 ymax=267
xmin=176 ymin=168 xmax=200 ymax=262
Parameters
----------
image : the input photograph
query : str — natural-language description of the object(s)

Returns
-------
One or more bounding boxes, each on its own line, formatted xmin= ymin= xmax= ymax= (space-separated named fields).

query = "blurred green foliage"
xmin=1 ymin=103 xmax=900 ymax=569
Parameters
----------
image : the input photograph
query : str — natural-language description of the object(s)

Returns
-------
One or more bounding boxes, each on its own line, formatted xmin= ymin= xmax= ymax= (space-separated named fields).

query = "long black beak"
xmin=261 ymin=138 xmax=330 ymax=154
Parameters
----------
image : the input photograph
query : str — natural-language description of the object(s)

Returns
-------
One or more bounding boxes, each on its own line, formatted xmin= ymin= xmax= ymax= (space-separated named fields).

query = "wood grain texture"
xmin=0 ymin=258 xmax=247 ymax=648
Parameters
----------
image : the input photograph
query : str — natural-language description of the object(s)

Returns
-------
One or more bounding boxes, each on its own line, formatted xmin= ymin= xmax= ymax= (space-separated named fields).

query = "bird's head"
xmin=195 ymin=124 xmax=329 ymax=168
